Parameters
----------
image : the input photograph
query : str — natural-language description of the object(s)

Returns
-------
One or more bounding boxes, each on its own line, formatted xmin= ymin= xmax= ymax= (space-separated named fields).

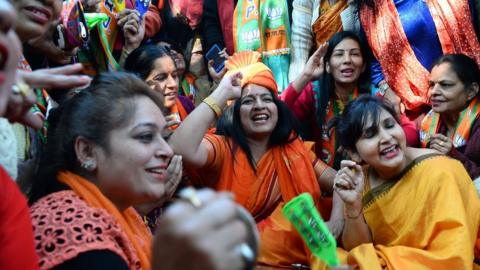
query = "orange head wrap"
xmin=225 ymin=51 xmax=278 ymax=94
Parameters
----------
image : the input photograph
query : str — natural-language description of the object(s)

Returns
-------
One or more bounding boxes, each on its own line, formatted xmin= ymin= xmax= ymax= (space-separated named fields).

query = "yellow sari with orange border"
xmin=312 ymin=154 xmax=480 ymax=269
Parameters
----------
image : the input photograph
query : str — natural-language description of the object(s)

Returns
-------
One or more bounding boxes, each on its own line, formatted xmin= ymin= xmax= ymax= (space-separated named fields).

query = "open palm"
xmin=303 ymin=43 xmax=329 ymax=80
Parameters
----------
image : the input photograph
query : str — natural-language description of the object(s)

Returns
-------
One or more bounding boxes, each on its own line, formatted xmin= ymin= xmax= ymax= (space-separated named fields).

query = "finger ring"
xmin=439 ymin=141 xmax=444 ymax=147
xmin=237 ymin=243 xmax=255 ymax=269
xmin=178 ymin=187 xmax=202 ymax=208
xmin=12 ymin=81 xmax=30 ymax=98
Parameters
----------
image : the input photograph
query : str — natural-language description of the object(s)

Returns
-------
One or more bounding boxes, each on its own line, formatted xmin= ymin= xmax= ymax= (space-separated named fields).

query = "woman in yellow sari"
xmin=318 ymin=95 xmax=480 ymax=269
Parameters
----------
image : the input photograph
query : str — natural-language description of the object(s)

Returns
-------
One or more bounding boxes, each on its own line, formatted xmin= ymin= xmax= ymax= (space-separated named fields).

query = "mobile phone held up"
xmin=205 ymin=44 xmax=226 ymax=73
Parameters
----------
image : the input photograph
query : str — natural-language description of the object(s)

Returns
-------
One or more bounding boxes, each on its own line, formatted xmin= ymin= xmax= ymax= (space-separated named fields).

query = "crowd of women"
xmin=1 ymin=0 xmax=479 ymax=269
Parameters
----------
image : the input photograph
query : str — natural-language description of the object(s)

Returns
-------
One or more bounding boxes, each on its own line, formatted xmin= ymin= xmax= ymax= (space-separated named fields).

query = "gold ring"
xmin=439 ymin=141 xmax=444 ymax=147
xmin=178 ymin=187 xmax=202 ymax=208
xmin=12 ymin=81 xmax=30 ymax=98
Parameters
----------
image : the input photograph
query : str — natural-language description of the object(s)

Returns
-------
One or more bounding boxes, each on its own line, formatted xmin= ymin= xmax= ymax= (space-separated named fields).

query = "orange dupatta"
xmin=319 ymin=88 xmax=358 ymax=168
xmin=419 ymin=98 xmax=480 ymax=148
xmin=168 ymin=98 xmax=189 ymax=131
xmin=360 ymin=0 xmax=480 ymax=111
xmin=172 ymin=98 xmax=189 ymax=120
xmin=214 ymin=136 xmax=324 ymax=217
xmin=58 ymin=171 xmax=152 ymax=270
xmin=312 ymin=0 xmax=348 ymax=46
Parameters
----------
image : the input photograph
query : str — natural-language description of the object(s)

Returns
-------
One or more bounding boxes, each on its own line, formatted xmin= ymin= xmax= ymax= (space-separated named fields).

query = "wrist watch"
xmin=377 ymin=82 xmax=389 ymax=97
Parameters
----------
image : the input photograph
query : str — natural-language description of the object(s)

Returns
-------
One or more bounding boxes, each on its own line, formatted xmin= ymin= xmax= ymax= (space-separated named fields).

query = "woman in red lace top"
xmin=29 ymin=72 xmax=258 ymax=270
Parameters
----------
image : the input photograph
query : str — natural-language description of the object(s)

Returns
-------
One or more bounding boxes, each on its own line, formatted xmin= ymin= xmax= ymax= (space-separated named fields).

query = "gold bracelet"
xmin=203 ymin=96 xmax=222 ymax=118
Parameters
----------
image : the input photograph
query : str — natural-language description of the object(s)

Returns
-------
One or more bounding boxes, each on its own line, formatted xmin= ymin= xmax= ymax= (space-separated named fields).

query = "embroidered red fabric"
xmin=30 ymin=191 xmax=141 ymax=270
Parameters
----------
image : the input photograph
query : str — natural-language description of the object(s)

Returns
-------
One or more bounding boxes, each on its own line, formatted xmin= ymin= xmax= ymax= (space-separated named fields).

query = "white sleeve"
xmin=288 ymin=0 xmax=316 ymax=83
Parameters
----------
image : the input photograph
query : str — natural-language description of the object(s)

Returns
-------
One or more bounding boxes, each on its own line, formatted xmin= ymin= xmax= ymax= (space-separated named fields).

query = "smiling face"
xmin=239 ymin=84 xmax=278 ymax=140
xmin=354 ymin=109 xmax=408 ymax=178
xmin=146 ymin=56 xmax=179 ymax=109
xmin=326 ymin=38 xmax=365 ymax=86
xmin=93 ymin=97 xmax=174 ymax=209
xmin=12 ymin=0 xmax=62 ymax=41
xmin=0 ymin=0 xmax=21 ymax=115
xmin=429 ymin=62 xmax=475 ymax=115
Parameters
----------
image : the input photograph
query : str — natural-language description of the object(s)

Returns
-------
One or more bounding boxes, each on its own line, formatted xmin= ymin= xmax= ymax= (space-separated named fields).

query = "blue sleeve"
xmin=370 ymin=57 xmax=385 ymax=87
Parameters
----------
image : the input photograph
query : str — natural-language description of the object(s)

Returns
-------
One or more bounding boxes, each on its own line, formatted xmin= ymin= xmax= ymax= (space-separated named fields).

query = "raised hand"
xmin=303 ymin=42 xmax=329 ymax=81
xmin=5 ymin=80 xmax=40 ymax=129
xmin=333 ymin=160 xmax=364 ymax=209
xmin=7 ymin=64 xmax=91 ymax=129
xmin=118 ymin=10 xmax=144 ymax=52
xmin=164 ymin=155 xmax=183 ymax=201
xmin=135 ymin=155 xmax=183 ymax=216
xmin=116 ymin=9 xmax=141 ymax=28
xmin=208 ymin=60 xmax=227 ymax=83
xmin=18 ymin=63 xmax=91 ymax=89
xmin=216 ymin=72 xmax=243 ymax=100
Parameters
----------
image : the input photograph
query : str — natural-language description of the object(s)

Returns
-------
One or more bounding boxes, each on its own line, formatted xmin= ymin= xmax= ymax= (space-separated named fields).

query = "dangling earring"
xmin=81 ymin=160 xmax=95 ymax=171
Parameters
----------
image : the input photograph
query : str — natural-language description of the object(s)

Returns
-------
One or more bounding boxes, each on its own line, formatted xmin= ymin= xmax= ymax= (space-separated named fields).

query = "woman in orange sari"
xmin=124 ymin=45 xmax=194 ymax=130
xmin=317 ymin=95 xmax=480 ymax=269
xmin=169 ymin=51 xmax=343 ymax=268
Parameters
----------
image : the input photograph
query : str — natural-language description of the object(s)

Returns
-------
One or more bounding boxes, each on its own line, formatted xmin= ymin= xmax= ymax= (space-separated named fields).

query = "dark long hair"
xmin=329 ymin=95 xmax=399 ymax=151
xmin=432 ymin=54 xmax=480 ymax=99
xmin=29 ymin=72 xmax=164 ymax=204
xmin=315 ymin=31 xmax=371 ymax=128
xmin=215 ymin=91 xmax=300 ymax=169
xmin=124 ymin=44 xmax=173 ymax=80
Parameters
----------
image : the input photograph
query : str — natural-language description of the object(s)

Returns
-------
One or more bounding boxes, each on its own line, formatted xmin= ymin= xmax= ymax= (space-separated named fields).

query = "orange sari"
xmin=360 ymin=0 xmax=480 ymax=110
xmin=194 ymin=134 xmax=329 ymax=267
xmin=312 ymin=0 xmax=348 ymax=46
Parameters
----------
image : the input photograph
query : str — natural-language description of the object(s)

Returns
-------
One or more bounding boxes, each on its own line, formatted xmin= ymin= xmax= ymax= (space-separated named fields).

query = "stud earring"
xmin=81 ymin=160 xmax=95 ymax=171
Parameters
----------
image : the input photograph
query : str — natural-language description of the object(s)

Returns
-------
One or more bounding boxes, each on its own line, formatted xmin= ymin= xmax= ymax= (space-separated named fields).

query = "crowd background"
xmin=1 ymin=0 xmax=480 ymax=269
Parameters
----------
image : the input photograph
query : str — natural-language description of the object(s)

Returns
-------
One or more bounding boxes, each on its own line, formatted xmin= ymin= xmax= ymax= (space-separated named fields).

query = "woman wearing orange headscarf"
xmin=169 ymin=51 xmax=343 ymax=268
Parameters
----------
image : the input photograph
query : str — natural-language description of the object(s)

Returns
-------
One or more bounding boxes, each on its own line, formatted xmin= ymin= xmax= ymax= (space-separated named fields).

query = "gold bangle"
xmin=203 ymin=96 xmax=222 ymax=118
